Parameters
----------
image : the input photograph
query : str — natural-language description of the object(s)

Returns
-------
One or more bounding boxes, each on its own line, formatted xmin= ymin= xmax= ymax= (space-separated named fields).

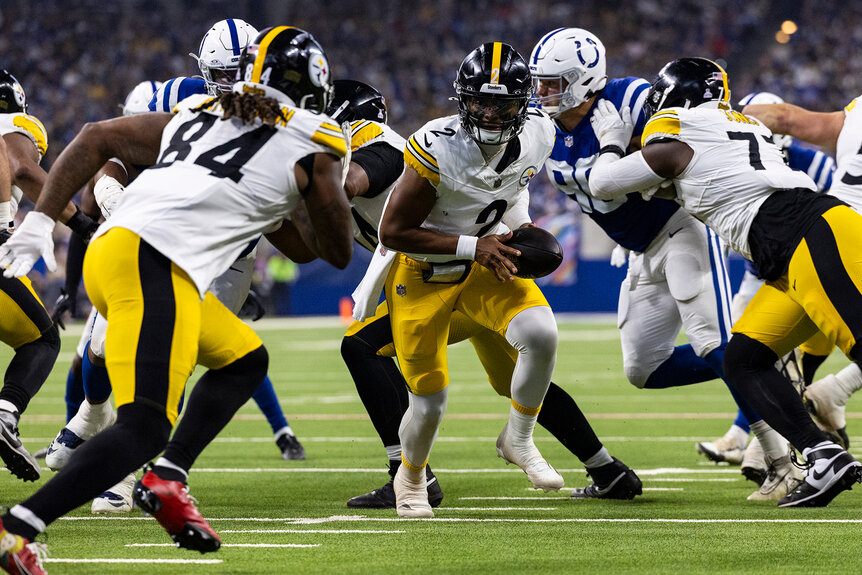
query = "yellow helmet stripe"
xmin=490 ymin=42 xmax=502 ymax=84
xmin=251 ymin=26 xmax=292 ymax=83
xmin=707 ymin=58 xmax=730 ymax=105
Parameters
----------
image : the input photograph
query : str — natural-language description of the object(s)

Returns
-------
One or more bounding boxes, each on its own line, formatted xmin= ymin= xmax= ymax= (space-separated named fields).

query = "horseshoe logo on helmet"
xmin=574 ymin=38 xmax=600 ymax=69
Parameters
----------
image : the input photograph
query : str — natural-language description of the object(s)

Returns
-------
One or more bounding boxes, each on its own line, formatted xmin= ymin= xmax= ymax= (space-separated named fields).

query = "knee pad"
xmin=624 ymin=366 xmax=650 ymax=389
xmin=506 ymin=306 xmax=558 ymax=359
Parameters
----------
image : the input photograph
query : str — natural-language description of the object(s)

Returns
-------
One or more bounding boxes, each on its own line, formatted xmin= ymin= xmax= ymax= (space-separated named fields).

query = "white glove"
xmin=590 ymin=99 xmax=634 ymax=151
xmin=610 ymin=244 xmax=629 ymax=268
xmin=641 ymin=179 xmax=676 ymax=201
xmin=0 ymin=211 xmax=56 ymax=277
xmin=93 ymin=174 xmax=125 ymax=219
xmin=340 ymin=121 xmax=353 ymax=186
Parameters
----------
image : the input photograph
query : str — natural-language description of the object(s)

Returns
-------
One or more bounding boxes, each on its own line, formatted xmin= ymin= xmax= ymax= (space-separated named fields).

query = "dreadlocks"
xmin=191 ymin=92 xmax=288 ymax=126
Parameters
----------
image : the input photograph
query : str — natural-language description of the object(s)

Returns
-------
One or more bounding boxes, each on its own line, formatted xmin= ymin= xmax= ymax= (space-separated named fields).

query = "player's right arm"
xmin=32 ymin=113 xmax=171 ymax=220
xmin=743 ymin=102 xmax=845 ymax=150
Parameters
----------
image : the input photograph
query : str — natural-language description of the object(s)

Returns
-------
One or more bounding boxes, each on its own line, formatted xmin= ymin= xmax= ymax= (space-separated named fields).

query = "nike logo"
xmin=668 ymin=227 xmax=684 ymax=238
xmin=811 ymin=453 xmax=843 ymax=481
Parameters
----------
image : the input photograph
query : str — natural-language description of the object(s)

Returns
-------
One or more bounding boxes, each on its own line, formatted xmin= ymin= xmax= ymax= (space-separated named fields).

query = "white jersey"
xmin=400 ymin=111 xmax=554 ymax=261
xmin=828 ymin=97 xmax=862 ymax=211
xmin=642 ymin=106 xmax=816 ymax=260
xmin=347 ymin=119 xmax=406 ymax=252
xmin=98 ymin=93 xmax=347 ymax=297
xmin=0 ymin=112 xmax=48 ymax=216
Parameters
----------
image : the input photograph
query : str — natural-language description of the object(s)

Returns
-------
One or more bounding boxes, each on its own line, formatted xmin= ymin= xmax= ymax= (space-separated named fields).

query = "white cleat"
xmin=44 ymin=428 xmax=86 ymax=471
xmin=747 ymin=454 xmax=804 ymax=501
xmin=496 ymin=422 xmax=564 ymax=491
xmin=804 ymin=374 xmax=848 ymax=432
xmin=92 ymin=473 xmax=136 ymax=514
xmin=393 ymin=465 xmax=433 ymax=518
xmin=695 ymin=425 xmax=748 ymax=465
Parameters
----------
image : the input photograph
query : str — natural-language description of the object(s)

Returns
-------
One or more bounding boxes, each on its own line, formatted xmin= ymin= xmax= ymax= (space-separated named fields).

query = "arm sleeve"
xmin=351 ymin=143 xmax=404 ymax=199
xmin=502 ymin=191 xmax=531 ymax=230
xmin=589 ymin=150 xmax=666 ymax=201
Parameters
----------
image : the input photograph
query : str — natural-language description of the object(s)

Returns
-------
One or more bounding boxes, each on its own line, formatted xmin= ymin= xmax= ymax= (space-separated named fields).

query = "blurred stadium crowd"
xmin=0 ymin=0 xmax=856 ymax=309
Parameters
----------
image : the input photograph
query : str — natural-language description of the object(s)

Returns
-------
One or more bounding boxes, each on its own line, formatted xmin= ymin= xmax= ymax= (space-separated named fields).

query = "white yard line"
xmin=436 ymin=507 xmax=558 ymax=511
xmin=219 ymin=529 xmax=405 ymax=534
xmin=46 ymin=558 xmax=223 ymax=564
xmin=127 ymin=543 xmax=320 ymax=548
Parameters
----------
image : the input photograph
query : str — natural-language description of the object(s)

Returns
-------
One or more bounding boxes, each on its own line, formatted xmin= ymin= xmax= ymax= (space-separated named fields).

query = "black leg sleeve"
xmin=0 ymin=325 xmax=60 ymax=413
xmin=800 ymin=353 xmax=829 ymax=387
xmin=341 ymin=330 xmax=409 ymax=448
xmin=162 ymin=346 xmax=268 ymax=472
xmin=537 ymin=382 xmax=604 ymax=462
xmin=724 ymin=334 xmax=828 ymax=451
xmin=13 ymin=402 xmax=171 ymax=530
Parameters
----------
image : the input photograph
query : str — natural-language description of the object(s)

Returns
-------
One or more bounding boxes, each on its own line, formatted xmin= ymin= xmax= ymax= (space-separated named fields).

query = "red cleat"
xmin=132 ymin=465 xmax=221 ymax=553
xmin=0 ymin=518 xmax=46 ymax=575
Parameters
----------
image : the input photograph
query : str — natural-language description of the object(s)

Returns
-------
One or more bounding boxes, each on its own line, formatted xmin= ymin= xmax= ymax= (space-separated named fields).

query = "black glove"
xmin=51 ymin=288 xmax=73 ymax=330
xmin=66 ymin=208 xmax=100 ymax=242
xmin=242 ymin=289 xmax=266 ymax=322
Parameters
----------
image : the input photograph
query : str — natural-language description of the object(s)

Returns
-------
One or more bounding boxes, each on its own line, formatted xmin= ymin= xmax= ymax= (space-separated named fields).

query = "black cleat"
xmin=276 ymin=433 xmax=306 ymax=461
xmin=348 ymin=465 xmax=443 ymax=509
xmin=0 ymin=410 xmax=40 ymax=482
xmin=571 ymin=458 xmax=642 ymax=500
xmin=778 ymin=443 xmax=862 ymax=508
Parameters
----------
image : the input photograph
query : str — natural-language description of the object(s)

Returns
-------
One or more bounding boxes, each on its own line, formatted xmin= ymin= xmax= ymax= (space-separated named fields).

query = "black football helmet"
xmin=238 ymin=26 xmax=331 ymax=113
xmin=326 ymin=80 xmax=388 ymax=124
xmin=454 ymin=42 xmax=532 ymax=145
xmin=644 ymin=57 xmax=730 ymax=119
xmin=0 ymin=70 xmax=26 ymax=114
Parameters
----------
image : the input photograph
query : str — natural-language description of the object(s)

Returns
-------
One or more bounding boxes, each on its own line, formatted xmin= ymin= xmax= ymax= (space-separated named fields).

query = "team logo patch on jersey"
xmin=519 ymin=166 xmax=537 ymax=186
xmin=309 ymin=52 xmax=330 ymax=87
xmin=493 ymin=177 xmax=503 ymax=188
xmin=396 ymin=284 xmax=406 ymax=297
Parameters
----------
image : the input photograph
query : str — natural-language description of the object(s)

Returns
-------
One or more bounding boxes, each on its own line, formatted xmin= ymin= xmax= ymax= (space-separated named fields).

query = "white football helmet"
xmin=122 ymin=81 xmax=162 ymax=116
xmin=191 ymin=19 xmax=258 ymax=96
xmin=529 ymin=28 xmax=608 ymax=116
xmin=738 ymin=92 xmax=792 ymax=148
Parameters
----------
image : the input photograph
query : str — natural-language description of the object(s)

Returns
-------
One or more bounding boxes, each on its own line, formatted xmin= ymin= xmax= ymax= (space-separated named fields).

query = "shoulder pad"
xmin=5 ymin=113 xmax=48 ymax=157
xmin=404 ymin=128 xmax=441 ymax=187
xmin=642 ymin=110 xmax=681 ymax=147
xmin=149 ymin=77 xmax=207 ymax=113
xmin=349 ymin=120 xmax=385 ymax=150
xmin=309 ymin=119 xmax=348 ymax=158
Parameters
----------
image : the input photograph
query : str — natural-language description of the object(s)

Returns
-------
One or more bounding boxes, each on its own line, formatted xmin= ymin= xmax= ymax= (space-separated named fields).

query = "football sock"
xmin=14 ymin=402 xmax=171 ymax=528
xmin=537 ymin=382 xmax=604 ymax=462
xmin=153 ymin=457 xmax=189 ymax=483
xmin=81 ymin=344 xmax=112 ymax=403
xmin=724 ymin=334 xmax=828 ymax=451
xmin=800 ymin=352 xmax=829 ymax=386
xmin=582 ymin=446 xmax=613 ymax=469
xmin=385 ymin=445 xmax=402 ymax=463
xmin=0 ymin=326 xmax=60 ymax=414
xmin=66 ymin=397 xmax=113 ymax=440
xmin=398 ymin=389 xmax=447 ymax=471
xmin=506 ymin=306 xmax=556 ymax=409
xmin=704 ymin=347 xmax=762 ymax=424
xmin=749 ymin=420 xmax=790 ymax=461
xmin=2 ymin=505 xmax=45 ymax=542
xmin=64 ymin=359 xmax=85 ymax=423
xmin=642 ymin=344 xmax=716 ymax=389
xmin=251 ymin=374 xmax=289 ymax=434
xmin=341 ymin=330 xmax=409 ymax=448
xmin=833 ymin=362 xmax=862 ymax=400
xmin=732 ymin=409 xmax=751 ymax=435
xmin=162 ymin=346 xmax=268 ymax=473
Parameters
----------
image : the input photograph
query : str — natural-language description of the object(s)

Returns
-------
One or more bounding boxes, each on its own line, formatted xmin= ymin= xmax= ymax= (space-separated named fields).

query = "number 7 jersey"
xmin=98 ymin=92 xmax=347 ymax=297
xmin=641 ymin=106 xmax=816 ymax=260
xmin=401 ymin=110 xmax=554 ymax=260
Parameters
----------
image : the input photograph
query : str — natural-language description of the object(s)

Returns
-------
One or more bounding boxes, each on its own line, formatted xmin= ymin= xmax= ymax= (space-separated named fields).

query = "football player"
xmin=0 ymin=27 xmax=351 ymax=568
xmin=333 ymin=80 xmax=641 ymax=508
xmin=529 ymin=28 xmax=800 ymax=501
xmin=698 ymin=91 xmax=836 ymax=478
xmin=589 ymin=56 xmax=862 ymax=508
xmin=146 ymin=18 xmax=307 ymax=460
xmin=740 ymin=94 xmax=862 ymax=457
xmin=355 ymin=43 xmax=564 ymax=518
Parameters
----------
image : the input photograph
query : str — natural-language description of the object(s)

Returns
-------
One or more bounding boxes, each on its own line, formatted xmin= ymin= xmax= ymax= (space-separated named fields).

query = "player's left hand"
xmin=591 ymin=99 xmax=633 ymax=150
xmin=0 ymin=211 xmax=57 ymax=278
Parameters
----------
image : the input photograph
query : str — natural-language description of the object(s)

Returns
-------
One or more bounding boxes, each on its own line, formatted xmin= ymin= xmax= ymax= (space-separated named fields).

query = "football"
xmin=503 ymin=226 xmax=563 ymax=279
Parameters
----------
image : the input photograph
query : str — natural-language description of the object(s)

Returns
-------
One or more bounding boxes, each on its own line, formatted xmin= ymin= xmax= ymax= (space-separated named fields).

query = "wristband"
xmin=599 ymin=144 xmax=626 ymax=157
xmin=0 ymin=201 xmax=11 ymax=225
xmin=455 ymin=235 xmax=478 ymax=260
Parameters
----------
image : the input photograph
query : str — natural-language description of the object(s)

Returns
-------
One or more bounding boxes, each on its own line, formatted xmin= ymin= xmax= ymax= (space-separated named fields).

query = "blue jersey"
xmin=148 ymin=77 xmax=207 ymax=113
xmin=786 ymin=142 xmax=834 ymax=192
xmin=544 ymin=77 xmax=679 ymax=252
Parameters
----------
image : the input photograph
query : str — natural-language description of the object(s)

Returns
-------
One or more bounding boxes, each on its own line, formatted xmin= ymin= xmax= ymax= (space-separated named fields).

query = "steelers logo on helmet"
xmin=454 ymin=42 xmax=532 ymax=146
xmin=0 ymin=70 xmax=27 ymax=114
xmin=238 ymin=26 xmax=332 ymax=113
xmin=644 ymin=57 xmax=730 ymax=119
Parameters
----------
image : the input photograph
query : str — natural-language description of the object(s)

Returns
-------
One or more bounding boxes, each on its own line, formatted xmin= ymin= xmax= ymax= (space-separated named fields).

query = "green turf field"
xmin=2 ymin=316 xmax=861 ymax=574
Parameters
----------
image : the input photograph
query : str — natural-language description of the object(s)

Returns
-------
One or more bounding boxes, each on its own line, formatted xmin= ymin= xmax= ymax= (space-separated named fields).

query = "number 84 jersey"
xmin=99 ymin=92 xmax=347 ymax=297
xmin=642 ymin=106 xmax=816 ymax=260
xmin=401 ymin=111 xmax=554 ymax=261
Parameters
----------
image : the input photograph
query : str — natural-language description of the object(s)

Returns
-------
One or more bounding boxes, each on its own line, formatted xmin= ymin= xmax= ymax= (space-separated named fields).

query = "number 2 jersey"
xmin=401 ymin=110 xmax=555 ymax=262
xmin=641 ymin=106 xmax=817 ymax=263
xmin=97 ymin=92 xmax=347 ymax=297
